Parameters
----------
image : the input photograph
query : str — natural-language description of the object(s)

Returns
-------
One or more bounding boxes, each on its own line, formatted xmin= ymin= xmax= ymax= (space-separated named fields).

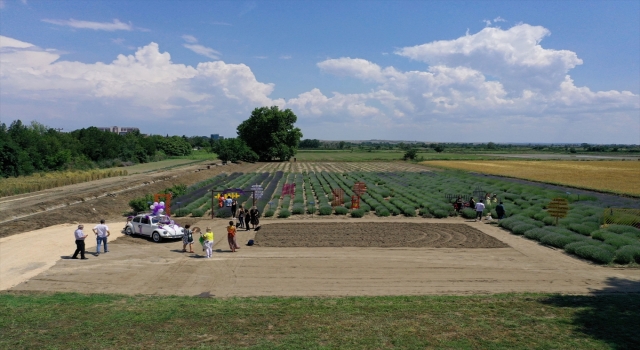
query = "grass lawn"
xmin=1 ymin=292 xmax=638 ymax=349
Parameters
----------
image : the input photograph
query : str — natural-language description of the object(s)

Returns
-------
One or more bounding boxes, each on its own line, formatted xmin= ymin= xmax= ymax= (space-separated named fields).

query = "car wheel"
xmin=152 ymin=231 xmax=162 ymax=243
xmin=125 ymin=227 xmax=134 ymax=236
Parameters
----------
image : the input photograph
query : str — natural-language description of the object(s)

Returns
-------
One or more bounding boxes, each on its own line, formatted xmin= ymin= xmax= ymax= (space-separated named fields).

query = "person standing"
xmin=244 ymin=208 xmax=251 ymax=231
xmin=182 ymin=224 xmax=194 ymax=253
xmin=202 ymin=227 xmax=214 ymax=258
xmin=455 ymin=196 xmax=463 ymax=213
xmin=72 ymin=224 xmax=89 ymax=259
xmin=237 ymin=206 xmax=245 ymax=228
xmin=469 ymin=197 xmax=476 ymax=210
xmin=474 ymin=200 xmax=485 ymax=222
xmin=496 ymin=201 xmax=506 ymax=219
xmin=218 ymin=195 xmax=224 ymax=208
xmin=93 ymin=219 xmax=110 ymax=255
xmin=225 ymin=196 xmax=232 ymax=208
xmin=250 ymin=207 xmax=259 ymax=229
xmin=231 ymin=199 xmax=238 ymax=218
xmin=227 ymin=221 xmax=239 ymax=252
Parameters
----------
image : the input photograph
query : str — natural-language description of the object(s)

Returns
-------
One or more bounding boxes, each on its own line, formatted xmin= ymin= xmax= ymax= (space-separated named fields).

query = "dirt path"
xmin=6 ymin=217 xmax=640 ymax=297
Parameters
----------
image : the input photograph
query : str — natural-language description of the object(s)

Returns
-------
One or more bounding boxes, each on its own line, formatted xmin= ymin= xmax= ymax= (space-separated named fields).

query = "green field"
xmin=295 ymin=150 xmax=495 ymax=162
xmin=1 ymin=292 xmax=637 ymax=349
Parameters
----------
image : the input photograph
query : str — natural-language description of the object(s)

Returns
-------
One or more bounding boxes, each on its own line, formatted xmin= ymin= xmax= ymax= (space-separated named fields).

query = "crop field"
xmin=0 ymin=169 xmax=128 ymax=197
xmin=423 ymin=160 xmax=640 ymax=197
xmin=121 ymin=158 xmax=207 ymax=174
xmin=169 ymin=165 xmax=640 ymax=265
xmin=295 ymin=150 xmax=496 ymax=161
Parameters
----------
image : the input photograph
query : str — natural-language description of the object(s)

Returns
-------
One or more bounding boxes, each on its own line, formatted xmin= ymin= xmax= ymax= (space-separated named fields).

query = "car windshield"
xmin=151 ymin=216 xmax=171 ymax=224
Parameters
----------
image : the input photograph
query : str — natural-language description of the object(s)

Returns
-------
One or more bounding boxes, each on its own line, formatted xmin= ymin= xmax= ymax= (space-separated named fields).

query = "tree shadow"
xmin=541 ymin=277 xmax=640 ymax=349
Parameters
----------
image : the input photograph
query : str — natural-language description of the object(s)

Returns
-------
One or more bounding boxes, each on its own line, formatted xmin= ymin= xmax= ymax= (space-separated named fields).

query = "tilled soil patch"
xmin=254 ymin=222 xmax=508 ymax=248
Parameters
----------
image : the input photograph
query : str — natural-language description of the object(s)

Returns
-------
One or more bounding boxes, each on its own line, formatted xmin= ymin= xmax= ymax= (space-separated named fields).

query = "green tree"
xmin=403 ymin=149 xmax=418 ymax=160
xmin=237 ymin=106 xmax=303 ymax=161
xmin=299 ymin=139 xmax=321 ymax=149
xmin=213 ymin=138 xmax=258 ymax=163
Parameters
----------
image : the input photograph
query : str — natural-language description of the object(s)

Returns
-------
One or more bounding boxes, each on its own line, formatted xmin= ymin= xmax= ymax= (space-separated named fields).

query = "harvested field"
xmin=423 ymin=160 xmax=640 ymax=196
xmin=255 ymin=222 xmax=508 ymax=248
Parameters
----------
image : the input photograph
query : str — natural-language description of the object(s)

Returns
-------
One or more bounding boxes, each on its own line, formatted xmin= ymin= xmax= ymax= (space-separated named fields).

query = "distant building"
xmin=210 ymin=134 xmax=224 ymax=140
xmin=97 ymin=126 xmax=139 ymax=135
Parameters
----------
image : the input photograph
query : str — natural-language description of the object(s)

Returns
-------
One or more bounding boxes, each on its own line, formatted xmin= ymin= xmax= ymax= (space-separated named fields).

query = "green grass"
xmin=1 ymin=292 xmax=639 ymax=349
xmin=295 ymin=150 xmax=496 ymax=162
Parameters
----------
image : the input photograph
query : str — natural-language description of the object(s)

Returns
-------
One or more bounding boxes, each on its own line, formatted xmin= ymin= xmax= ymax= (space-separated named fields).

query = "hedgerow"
xmin=350 ymin=209 xmax=365 ymax=218
xmin=613 ymin=245 xmax=640 ymax=264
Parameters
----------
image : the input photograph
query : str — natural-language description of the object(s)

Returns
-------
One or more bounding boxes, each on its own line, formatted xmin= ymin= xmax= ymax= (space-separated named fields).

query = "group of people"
xmin=454 ymin=195 xmax=506 ymax=221
xmin=235 ymin=206 xmax=260 ymax=230
xmin=182 ymin=221 xmax=242 ymax=258
xmin=72 ymin=219 xmax=111 ymax=260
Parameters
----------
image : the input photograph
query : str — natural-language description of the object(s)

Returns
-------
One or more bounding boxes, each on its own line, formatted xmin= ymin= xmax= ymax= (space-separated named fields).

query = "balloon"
xmin=153 ymin=202 xmax=158 ymax=206
xmin=159 ymin=201 xmax=165 ymax=206
xmin=158 ymin=208 xmax=164 ymax=213
xmin=150 ymin=205 xmax=155 ymax=209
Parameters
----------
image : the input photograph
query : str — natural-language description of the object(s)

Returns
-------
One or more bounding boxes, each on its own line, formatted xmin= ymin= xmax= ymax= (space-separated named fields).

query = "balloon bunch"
xmin=150 ymin=201 xmax=166 ymax=215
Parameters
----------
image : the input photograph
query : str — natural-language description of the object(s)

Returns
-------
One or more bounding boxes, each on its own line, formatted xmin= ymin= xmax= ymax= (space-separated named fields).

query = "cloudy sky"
xmin=1 ymin=0 xmax=638 ymax=143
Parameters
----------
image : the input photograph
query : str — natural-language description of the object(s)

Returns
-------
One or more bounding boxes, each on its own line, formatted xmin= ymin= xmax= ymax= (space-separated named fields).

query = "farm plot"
xmin=255 ymin=162 xmax=427 ymax=173
xmin=423 ymin=160 xmax=640 ymax=197
xmin=255 ymin=222 xmax=508 ymax=248
xmin=175 ymin=167 xmax=640 ymax=265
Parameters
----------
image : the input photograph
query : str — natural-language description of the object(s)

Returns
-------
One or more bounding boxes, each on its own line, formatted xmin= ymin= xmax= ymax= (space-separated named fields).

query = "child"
xmin=227 ymin=221 xmax=239 ymax=252
xmin=202 ymin=227 xmax=214 ymax=258
xmin=182 ymin=224 xmax=194 ymax=253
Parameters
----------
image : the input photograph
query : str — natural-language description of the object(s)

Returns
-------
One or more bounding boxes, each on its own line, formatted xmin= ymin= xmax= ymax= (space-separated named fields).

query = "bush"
xmin=604 ymin=235 xmax=640 ymax=249
xmin=214 ymin=208 xmax=232 ymax=218
xmin=128 ymin=194 xmax=154 ymax=213
xmin=306 ymin=205 xmax=317 ymax=214
xmin=191 ymin=208 xmax=206 ymax=217
xmin=174 ymin=208 xmax=190 ymax=217
xmin=460 ymin=208 xmax=477 ymax=219
xmin=360 ymin=203 xmax=371 ymax=212
xmin=613 ymin=245 xmax=640 ymax=264
xmin=334 ymin=206 xmax=348 ymax=215
xmin=591 ymin=230 xmax=610 ymax=241
xmin=278 ymin=209 xmax=291 ymax=218
xmin=403 ymin=206 xmax=417 ymax=217
xmin=319 ymin=206 xmax=333 ymax=215
xmin=605 ymin=225 xmax=640 ymax=237
xmin=573 ymin=245 xmax=614 ymax=264
xmin=390 ymin=207 xmax=401 ymax=216
xmin=542 ymin=216 xmax=556 ymax=226
xmin=432 ymin=209 xmax=449 ymax=218
xmin=264 ymin=209 xmax=275 ymax=217
xmin=292 ymin=205 xmax=305 ymax=215
xmin=350 ymin=209 xmax=365 ymax=218
xmin=546 ymin=226 xmax=575 ymax=236
xmin=568 ymin=223 xmax=598 ymax=236
xmin=376 ymin=206 xmax=390 ymax=217
xmin=540 ymin=233 xmax=584 ymax=248
xmin=524 ymin=228 xmax=553 ymax=241
xmin=512 ymin=223 xmax=537 ymax=235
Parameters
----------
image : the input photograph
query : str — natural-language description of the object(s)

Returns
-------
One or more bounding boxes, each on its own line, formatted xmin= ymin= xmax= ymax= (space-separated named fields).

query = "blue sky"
xmin=1 ymin=0 xmax=638 ymax=143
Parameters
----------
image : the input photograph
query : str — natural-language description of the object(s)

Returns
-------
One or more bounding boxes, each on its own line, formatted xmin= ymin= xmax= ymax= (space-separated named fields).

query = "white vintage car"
xmin=123 ymin=214 xmax=184 ymax=242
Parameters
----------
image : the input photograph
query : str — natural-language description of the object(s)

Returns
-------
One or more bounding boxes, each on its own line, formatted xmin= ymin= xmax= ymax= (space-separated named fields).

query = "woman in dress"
xmin=231 ymin=199 xmax=238 ymax=218
xmin=250 ymin=207 xmax=260 ymax=229
xmin=182 ymin=224 xmax=194 ymax=253
xmin=244 ymin=208 xmax=251 ymax=231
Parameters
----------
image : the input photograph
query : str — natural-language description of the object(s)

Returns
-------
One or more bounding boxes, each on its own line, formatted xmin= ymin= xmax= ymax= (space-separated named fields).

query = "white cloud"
xmin=41 ymin=18 xmax=133 ymax=31
xmin=280 ymin=55 xmax=292 ymax=60
xmin=182 ymin=35 xmax=198 ymax=44
xmin=493 ymin=16 xmax=506 ymax=23
xmin=212 ymin=21 xmax=231 ymax=26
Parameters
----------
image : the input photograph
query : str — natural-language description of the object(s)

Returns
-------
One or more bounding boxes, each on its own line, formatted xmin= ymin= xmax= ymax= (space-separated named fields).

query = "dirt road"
xmin=6 ymin=217 xmax=640 ymax=297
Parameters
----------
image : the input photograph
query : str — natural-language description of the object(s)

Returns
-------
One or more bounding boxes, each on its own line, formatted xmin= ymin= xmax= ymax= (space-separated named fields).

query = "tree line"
xmin=0 ymin=120 xmax=193 ymax=178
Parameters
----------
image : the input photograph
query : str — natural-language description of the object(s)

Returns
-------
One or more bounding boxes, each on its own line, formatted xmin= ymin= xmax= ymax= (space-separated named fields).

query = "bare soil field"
xmin=255 ymin=222 xmax=507 ymax=248
xmin=5 ymin=217 xmax=640 ymax=297
xmin=0 ymin=162 xmax=261 ymax=238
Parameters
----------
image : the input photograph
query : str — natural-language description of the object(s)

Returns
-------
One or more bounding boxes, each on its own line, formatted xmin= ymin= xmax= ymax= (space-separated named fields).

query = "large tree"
xmin=237 ymin=106 xmax=303 ymax=161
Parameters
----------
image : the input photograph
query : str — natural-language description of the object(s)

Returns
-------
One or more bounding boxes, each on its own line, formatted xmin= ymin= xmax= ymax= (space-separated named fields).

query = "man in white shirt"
xmin=93 ymin=219 xmax=111 ymax=255
xmin=475 ymin=200 xmax=485 ymax=222
xmin=72 ymin=224 xmax=88 ymax=259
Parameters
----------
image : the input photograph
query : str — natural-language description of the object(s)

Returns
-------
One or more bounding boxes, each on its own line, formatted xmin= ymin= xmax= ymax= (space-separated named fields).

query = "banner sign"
xmin=251 ymin=184 xmax=264 ymax=199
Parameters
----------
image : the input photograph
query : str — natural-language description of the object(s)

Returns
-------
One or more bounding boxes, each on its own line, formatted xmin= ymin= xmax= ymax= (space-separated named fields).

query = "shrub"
xmin=432 ymin=209 xmax=449 ymax=218
xmin=214 ymin=208 xmax=232 ymax=218
xmin=128 ymin=194 xmax=154 ymax=213
xmin=390 ymin=207 xmax=401 ymax=216
xmin=191 ymin=208 xmax=206 ymax=217
xmin=613 ymin=245 xmax=640 ymax=264
xmin=319 ymin=206 xmax=333 ymax=215
xmin=403 ymin=206 xmax=417 ymax=217
xmin=512 ymin=223 xmax=537 ymax=235
xmin=360 ymin=203 xmax=371 ymax=212
xmin=334 ymin=206 xmax=348 ymax=215
xmin=604 ymin=235 xmax=640 ymax=249
xmin=547 ymin=226 xmax=576 ymax=236
xmin=605 ymin=225 xmax=640 ymax=237
xmin=524 ymin=228 xmax=553 ymax=241
xmin=351 ymin=209 xmax=365 ymax=218
xmin=460 ymin=208 xmax=477 ymax=219
xmin=376 ymin=206 xmax=391 ymax=217
xmin=278 ymin=209 xmax=291 ymax=218
xmin=306 ymin=205 xmax=317 ymax=214
xmin=542 ymin=216 xmax=556 ymax=226
xmin=540 ymin=233 xmax=584 ymax=248
xmin=292 ymin=205 xmax=305 ymax=215
xmin=174 ymin=208 xmax=190 ymax=217
xmin=568 ymin=223 xmax=598 ymax=236
xmin=264 ymin=209 xmax=275 ymax=217
xmin=573 ymin=245 xmax=614 ymax=264
xmin=591 ymin=230 xmax=611 ymax=241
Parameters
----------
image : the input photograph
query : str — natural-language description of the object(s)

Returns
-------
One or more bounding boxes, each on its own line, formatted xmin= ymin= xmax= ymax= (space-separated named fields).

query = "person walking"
xmin=231 ymin=199 xmax=238 ymax=218
xmin=93 ymin=219 xmax=110 ymax=255
xmin=250 ymin=207 xmax=259 ymax=229
xmin=227 ymin=221 xmax=239 ymax=252
xmin=182 ymin=224 xmax=194 ymax=253
xmin=244 ymin=208 xmax=251 ymax=231
xmin=202 ymin=227 xmax=214 ymax=258
xmin=496 ymin=201 xmax=506 ymax=219
xmin=455 ymin=196 xmax=463 ymax=213
xmin=474 ymin=200 xmax=485 ymax=222
xmin=72 ymin=224 xmax=89 ymax=260
xmin=237 ymin=206 xmax=245 ymax=228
